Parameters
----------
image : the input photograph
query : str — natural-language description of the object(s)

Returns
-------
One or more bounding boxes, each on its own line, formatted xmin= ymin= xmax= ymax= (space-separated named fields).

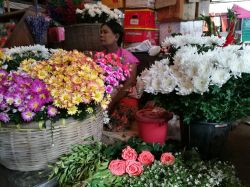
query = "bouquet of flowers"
xmin=76 ymin=2 xmax=122 ymax=24
xmin=94 ymin=52 xmax=130 ymax=94
xmin=138 ymin=35 xmax=250 ymax=124
xmin=0 ymin=45 xmax=112 ymax=124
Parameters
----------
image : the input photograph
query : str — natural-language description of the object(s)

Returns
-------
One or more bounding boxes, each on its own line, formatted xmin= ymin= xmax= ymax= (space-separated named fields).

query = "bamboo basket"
xmin=0 ymin=110 xmax=103 ymax=171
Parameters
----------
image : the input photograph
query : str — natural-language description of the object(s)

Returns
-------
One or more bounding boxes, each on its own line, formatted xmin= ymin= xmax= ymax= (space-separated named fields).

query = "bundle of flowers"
xmin=0 ymin=70 xmax=54 ymax=123
xmin=50 ymin=139 xmax=243 ymax=187
xmin=94 ymin=52 xmax=130 ymax=94
xmin=76 ymin=2 xmax=122 ymax=24
xmin=108 ymin=146 xmax=174 ymax=177
xmin=1 ymin=45 xmax=51 ymax=71
xmin=47 ymin=0 xmax=85 ymax=25
xmin=20 ymin=49 xmax=110 ymax=117
xmin=138 ymin=35 xmax=250 ymax=123
xmin=0 ymin=22 xmax=16 ymax=47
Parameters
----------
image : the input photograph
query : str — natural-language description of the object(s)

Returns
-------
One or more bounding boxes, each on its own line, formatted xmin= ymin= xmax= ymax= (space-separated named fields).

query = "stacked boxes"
xmin=124 ymin=9 xmax=159 ymax=45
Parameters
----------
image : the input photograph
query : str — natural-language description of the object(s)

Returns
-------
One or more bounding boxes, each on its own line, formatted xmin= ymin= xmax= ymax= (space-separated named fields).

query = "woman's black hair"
xmin=101 ymin=20 xmax=124 ymax=46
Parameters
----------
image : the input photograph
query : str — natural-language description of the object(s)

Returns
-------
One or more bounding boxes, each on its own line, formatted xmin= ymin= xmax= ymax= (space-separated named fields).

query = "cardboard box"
xmin=155 ymin=0 xmax=177 ymax=9
xmin=126 ymin=0 xmax=155 ymax=9
xmin=157 ymin=0 xmax=196 ymax=22
xmin=124 ymin=28 xmax=159 ymax=45
xmin=159 ymin=21 xmax=203 ymax=43
xmin=101 ymin=0 xmax=124 ymax=9
xmin=124 ymin=9 xmax=156 ymax=29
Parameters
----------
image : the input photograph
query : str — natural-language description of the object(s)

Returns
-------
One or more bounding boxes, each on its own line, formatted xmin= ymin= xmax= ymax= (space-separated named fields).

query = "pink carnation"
xmin=108 ymin=159 xmax=126 ymax=176
xmin=121 ymin=146 xmax=138 ymax=161
xmin=138 ymin=151 xmax=155 ymax=165
xmin=160 ymin=152 xmax=175 ymax=165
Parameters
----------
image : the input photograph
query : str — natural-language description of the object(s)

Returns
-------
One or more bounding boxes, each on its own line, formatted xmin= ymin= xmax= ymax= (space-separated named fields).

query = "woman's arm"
xmin=108 ymin=63 xmax=137 ymax=110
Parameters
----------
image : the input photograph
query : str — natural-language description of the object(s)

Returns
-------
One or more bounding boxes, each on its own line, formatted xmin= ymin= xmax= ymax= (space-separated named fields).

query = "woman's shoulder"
xmin=118 ymin=48 xmax=139 ymax=64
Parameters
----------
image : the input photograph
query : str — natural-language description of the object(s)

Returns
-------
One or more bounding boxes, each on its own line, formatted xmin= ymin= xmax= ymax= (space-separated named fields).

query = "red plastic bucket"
xmin=136 ymin=108 xmax=173 ymax=144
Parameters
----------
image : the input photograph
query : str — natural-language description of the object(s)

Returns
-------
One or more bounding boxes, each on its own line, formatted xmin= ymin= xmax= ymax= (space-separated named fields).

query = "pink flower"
xmin=121 ymin=146 xmax=138 ymax=161
xmin=138 ymin=151 xmax=155 ymax=165
xmin=108 ymin=159 xmax=126 ymax=176
xmin=47 ymin=105 xmax=58 ymax=117
xmin=125 ymin=160 xmax=143 ymax=176
xmin=28 ymin=98 xmax=41 ymax=112
xmin=105 ymin=85 xmax=113 ymax=94
xmin=21 ymin=110 xmax=35 ymax=121
xmin=160 ymin=152 xmax=175 ymax=165
xmin=0 ymin=112 xmax=10 ymax=123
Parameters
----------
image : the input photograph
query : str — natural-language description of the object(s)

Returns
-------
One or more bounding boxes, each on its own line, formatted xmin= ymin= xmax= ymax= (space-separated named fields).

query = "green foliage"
xmin=49 ymin=140 xmax=103 ymax=186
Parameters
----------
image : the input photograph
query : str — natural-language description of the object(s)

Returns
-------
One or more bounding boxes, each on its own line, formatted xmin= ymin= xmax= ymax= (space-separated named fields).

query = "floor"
xmin=0 ymin=122 xmax=250 ymax=187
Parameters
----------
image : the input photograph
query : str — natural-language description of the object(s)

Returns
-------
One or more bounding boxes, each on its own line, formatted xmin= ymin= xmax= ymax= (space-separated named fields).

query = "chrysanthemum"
xmin=47 ymin=105 xmax=58 ymax=117
xmin=0 ymin=112 xmax=10 ymax=123
xmin=92 ymin=91 xmax=103 ymax=103
xmin=21 ymin=111 xmax=35 ymax=121
xmin=67 ymin=106 xmax=78 ymax=115
xmin=28 ymin=98 xmax=41 ymax=112
xmin=30 ymin=79 xmax=46 ymax=93
xmin=105 ymin=85 xmax=113 ymax=94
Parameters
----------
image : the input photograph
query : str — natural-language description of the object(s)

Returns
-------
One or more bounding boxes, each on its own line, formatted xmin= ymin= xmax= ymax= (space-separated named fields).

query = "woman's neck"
xmin=105 ymin=44 xmax=119 ymax=53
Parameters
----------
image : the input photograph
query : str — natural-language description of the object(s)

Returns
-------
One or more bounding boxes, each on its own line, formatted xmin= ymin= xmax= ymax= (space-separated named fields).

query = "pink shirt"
xmin=114 ymin=48 xmax=139 ymax=65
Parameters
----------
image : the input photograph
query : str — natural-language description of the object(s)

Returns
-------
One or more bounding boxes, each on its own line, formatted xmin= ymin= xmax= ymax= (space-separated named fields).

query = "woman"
xmin=100 ymin=20 xmax=139 ymax=131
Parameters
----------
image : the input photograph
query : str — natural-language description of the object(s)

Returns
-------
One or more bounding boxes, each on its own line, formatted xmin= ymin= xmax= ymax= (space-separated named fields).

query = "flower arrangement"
xmin=50 ymin=138 xmax=243 ymax=187
xmin=94 ymin=52 xmax=130 ymax=94
xmin=138 ymin=35 xmax=250 ymax=124
xmin=25 ymin=15 xmax=49 ymax=44
xmin=20 ymin=49 xmax=110 ymax=116
xmin=76 ymin=2 xmax=122 ymax=24
xmin=0 ymin=45 xmax=117 ymax=124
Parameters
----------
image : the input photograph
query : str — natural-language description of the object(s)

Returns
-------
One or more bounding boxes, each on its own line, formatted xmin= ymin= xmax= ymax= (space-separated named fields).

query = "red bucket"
xmin=136 ymin=108 xmax=173 ymax=144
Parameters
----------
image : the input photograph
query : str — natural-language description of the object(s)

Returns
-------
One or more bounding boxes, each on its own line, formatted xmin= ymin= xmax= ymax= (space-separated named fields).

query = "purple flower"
xmin=28 ymin=98 xmax=42 ymax=112
xmin=47 ymin=105 xmax=58 ymax=117
xmin=30 ymin=79 xmax=46 ymax=93
xmin=105 ymin=85 xmax=113 ymax=94
xmin=21 ymin=111 xmax=35 ymax=122
xmin=0 ymin=70 xmax=8 ymax=78
xmin=0 ymin=112 xmax=10 ymax=123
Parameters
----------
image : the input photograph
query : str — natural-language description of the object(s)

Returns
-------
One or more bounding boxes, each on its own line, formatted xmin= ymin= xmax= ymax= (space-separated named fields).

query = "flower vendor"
xmin=98 ymin=20 xmax=140 ymax=132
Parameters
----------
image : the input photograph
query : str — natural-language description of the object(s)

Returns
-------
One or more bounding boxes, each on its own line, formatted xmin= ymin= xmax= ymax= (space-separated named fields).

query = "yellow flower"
xmin=72 ymin=93 xmax=82 ymax=104
xmin=37 ymin=70 xmax=49 ymax=80
xmin=67 ymin=106 xmax=78 ymax=115
xmin=60 ymin=92 xmax=71 ymax=102
xmin=72 ymin=75 xmax=82 ymax=84
xmin=86 ymin=107 xmax=94 ymax=114
xmin=101 ymin=99 xmax=110 ymax=110
xmin=92 ymin=91 xmax=103 ymax=103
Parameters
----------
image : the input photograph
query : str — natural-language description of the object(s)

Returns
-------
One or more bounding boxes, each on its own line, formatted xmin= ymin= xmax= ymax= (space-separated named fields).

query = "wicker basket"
xmin=0 ymin=110 xmax=103 ymax=171
xmin=63 ymin=23 xmax=104 ymax=52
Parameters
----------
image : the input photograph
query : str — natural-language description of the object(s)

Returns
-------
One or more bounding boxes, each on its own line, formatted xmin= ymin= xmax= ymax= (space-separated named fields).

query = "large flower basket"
xmin=0 ymin=110 xmax=103 ymax=171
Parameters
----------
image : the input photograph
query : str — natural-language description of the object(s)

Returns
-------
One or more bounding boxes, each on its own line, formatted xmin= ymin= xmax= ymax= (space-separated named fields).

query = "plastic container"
xmin=136 ymin=108 xmax=173 ymax=144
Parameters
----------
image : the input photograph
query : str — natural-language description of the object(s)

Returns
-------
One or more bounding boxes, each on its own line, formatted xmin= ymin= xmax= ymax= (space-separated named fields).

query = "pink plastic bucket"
xmin=136 ymin=108 xmax=173 ymax=144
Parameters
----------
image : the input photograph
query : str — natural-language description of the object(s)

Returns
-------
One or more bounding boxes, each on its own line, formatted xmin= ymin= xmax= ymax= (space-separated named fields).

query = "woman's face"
xmin=100 ymin=25 xmax=118 ymax=47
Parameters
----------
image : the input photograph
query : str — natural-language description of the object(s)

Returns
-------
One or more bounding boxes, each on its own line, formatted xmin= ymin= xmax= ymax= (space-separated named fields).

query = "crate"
xmin=125 ymin=0 xmax=155 ymax=9
xmin=157 ymin=0 xmax=196 ymax=22
xmin=124 ymin=9 xmax=156 ymax=29
xmin=124 ymin=28 xmax=159 ymax=45
xmin=101 ymin=0 xmax=124 ymax=9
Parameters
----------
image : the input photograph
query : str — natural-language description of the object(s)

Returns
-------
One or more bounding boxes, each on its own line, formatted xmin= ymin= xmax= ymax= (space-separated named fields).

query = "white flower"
xmin=211 ymin=68 xmax=231 ymax=87
xmin=193 ymin=76 xmax=210 ymax=94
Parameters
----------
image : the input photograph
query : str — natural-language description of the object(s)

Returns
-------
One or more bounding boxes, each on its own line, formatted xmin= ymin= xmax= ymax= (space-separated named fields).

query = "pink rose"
xmin=160 ymin=152 xmax=175 ymax=165
xmin=121 ymin=146 xmax=138 ymax=161
xmin=126 ymin=160 xmax=143 ymax=176
xmin=108 ymin=159 xmax=126 ymax=176
xmin=138 ymin=151 xmax=155 ymax=165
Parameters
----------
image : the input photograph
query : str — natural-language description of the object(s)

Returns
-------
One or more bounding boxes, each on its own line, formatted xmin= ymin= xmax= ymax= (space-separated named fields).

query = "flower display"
xmin=20 ymin=49 xmax=110 ymax=115
xmin=94 ymin=52 xmax=130 ymax=94
xmin=0 ymin=70 xmax=52 ymax=123
xmin=138 ymin=35 xmax=250 ymax=123
xmin=76 ymin=2 xmax=123 ymax=24
xmin=1 ymin=44 xmax=51 ymax=71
